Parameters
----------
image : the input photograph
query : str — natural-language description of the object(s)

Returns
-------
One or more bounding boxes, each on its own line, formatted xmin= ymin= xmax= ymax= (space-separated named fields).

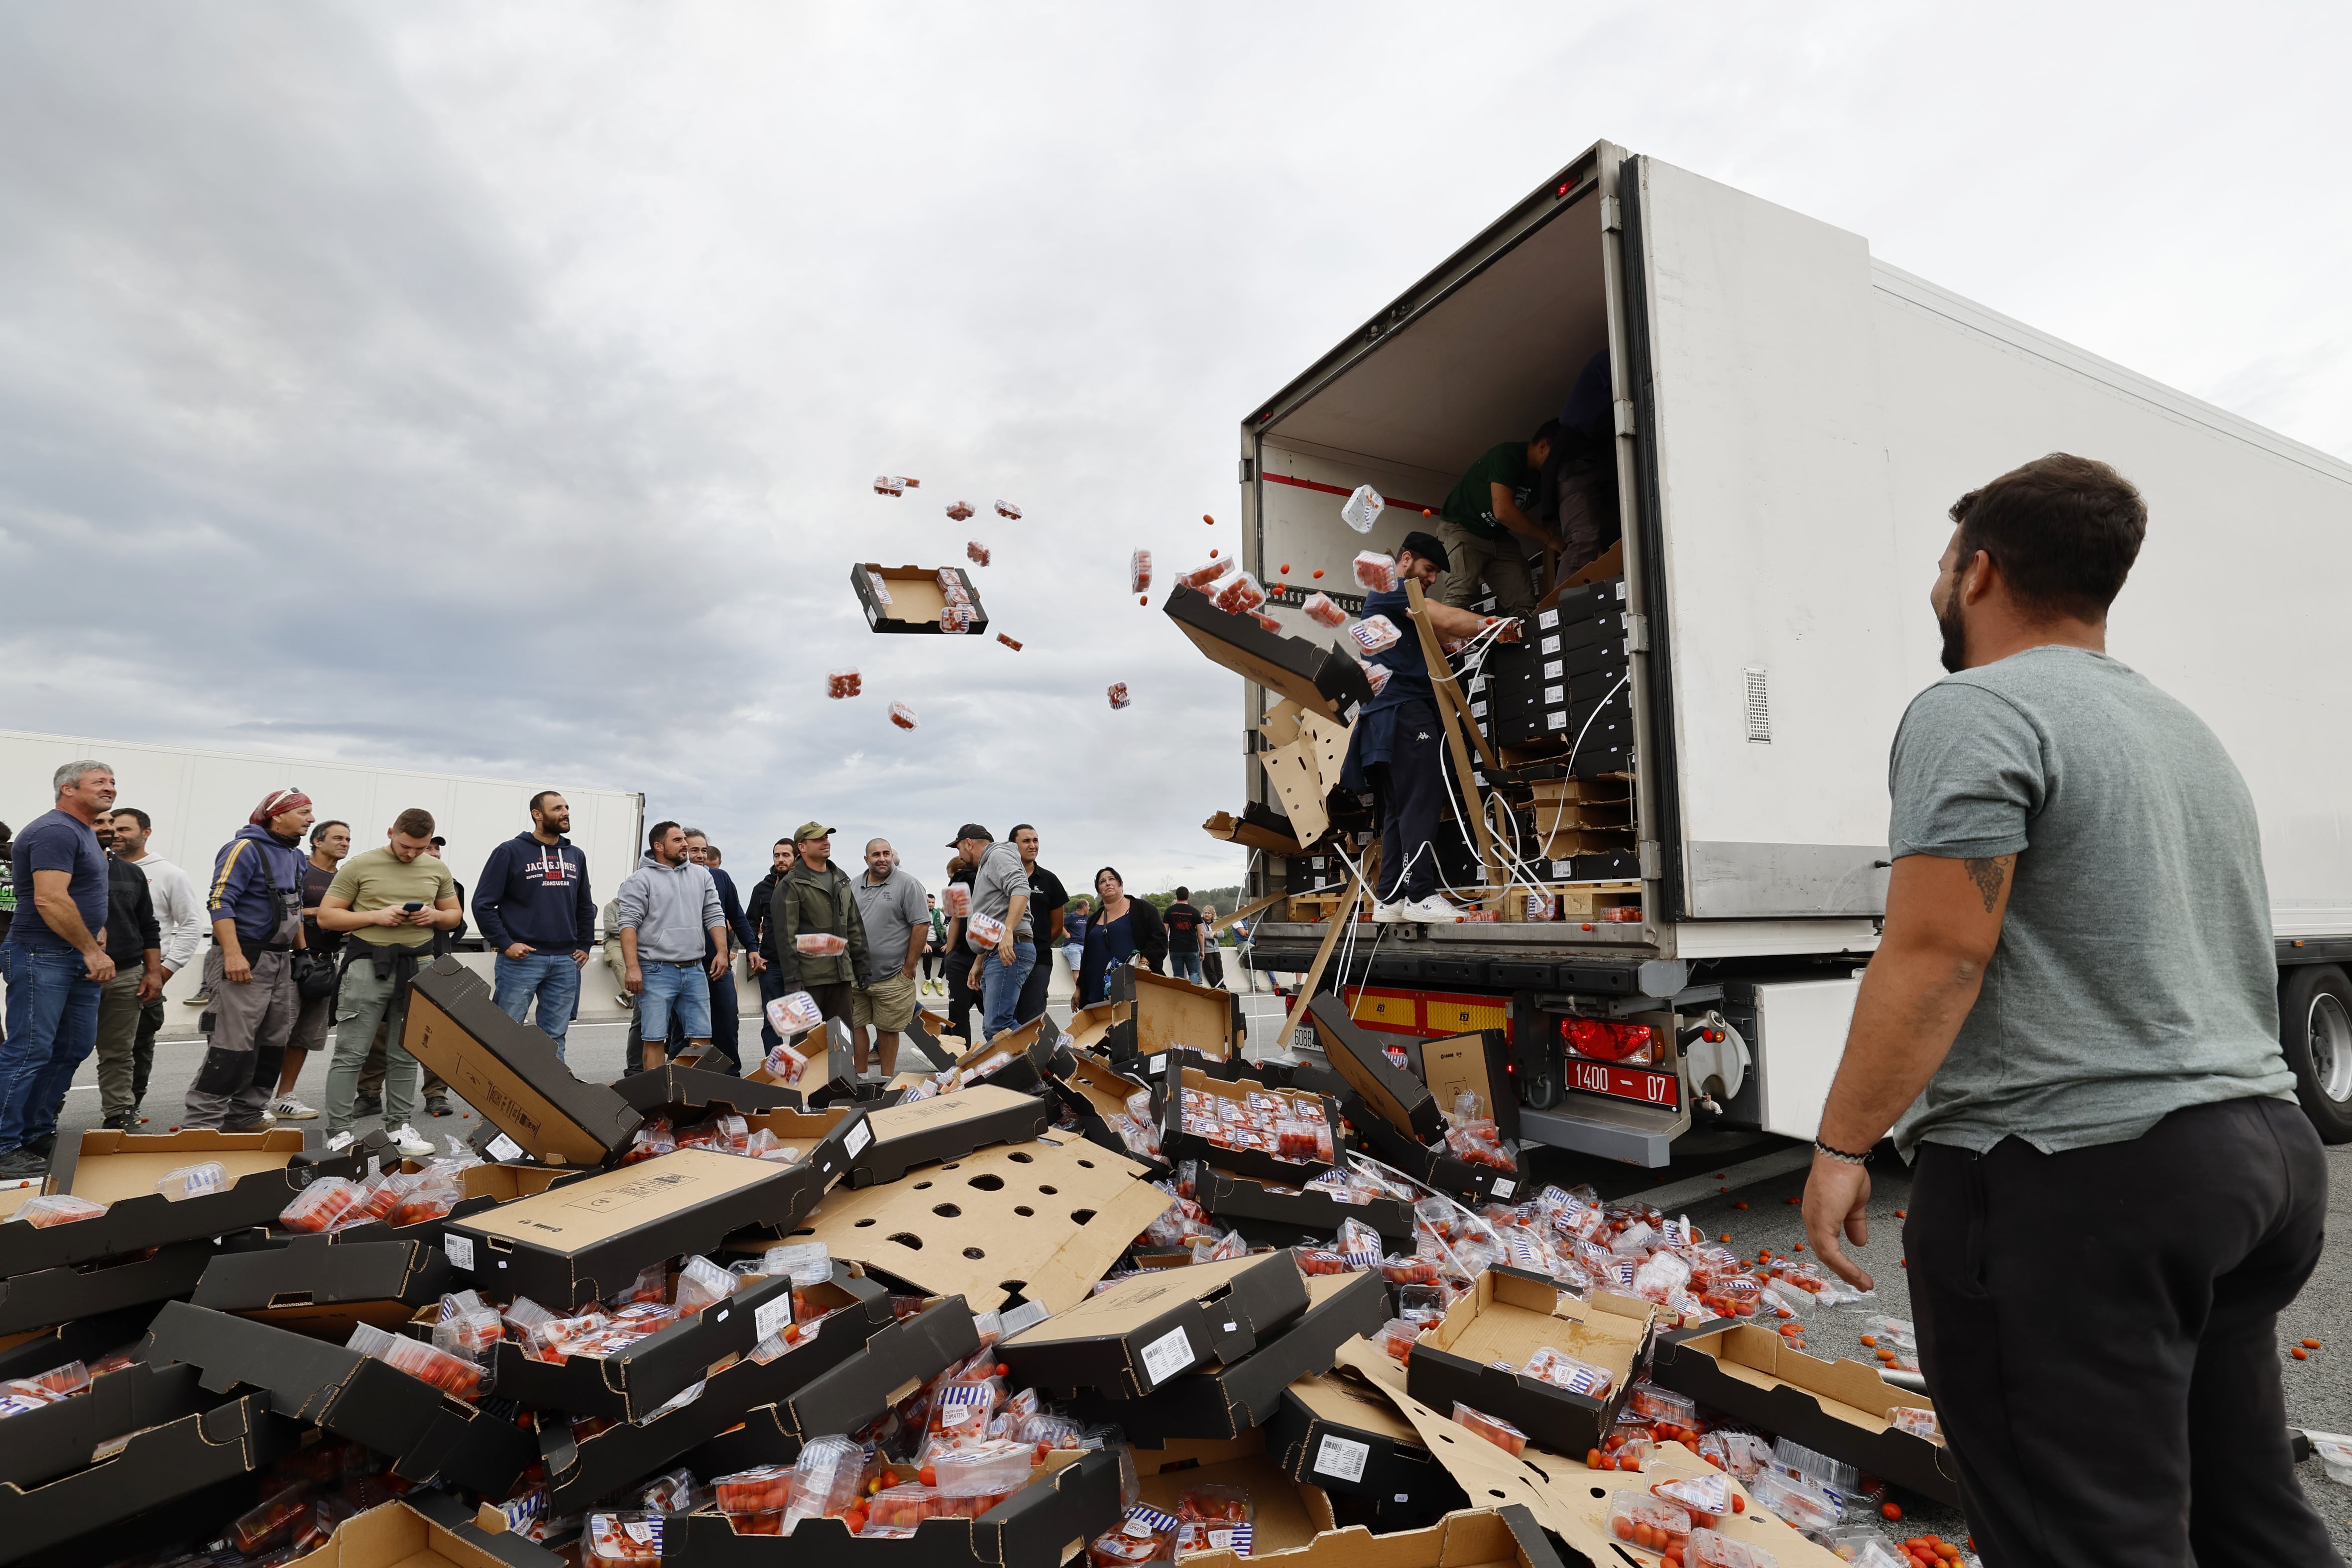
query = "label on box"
xmin=1491 ymin=1177 xmax=1517 ymax=1199
xmin=1149 ymin=1054 xmax=1167 ymax=1076
xmin=1541 ymin=634 xmax=1561 ymax=654
xmin=1001 ymin=1300 xmax=1051 ymax=1335
xmin=487 ymin=1133 xmax=525 ymax=1163
xmin=1139 ymin=1326 xmax=1196 ymax=1387
xmin=1314 ymin=1435 xmax=1371 ymax=1483
xmin=1544 ymin=684 xmax=1564 ymax=704
xmin=755 ymin=1297 xmax=793 ymax=1344
xmin=845 ymin=1120 xmax=873 ymax=1157
xmin=444 ymin=1234 xmax=475 ymax=1271
xmin=1544 ymin=660 xmax=1563 ymax=679
xmin=1547 ymin=711 xmax=1567 ymax=731
xmin=1538 ymin=609 xmax=1559 ymax=630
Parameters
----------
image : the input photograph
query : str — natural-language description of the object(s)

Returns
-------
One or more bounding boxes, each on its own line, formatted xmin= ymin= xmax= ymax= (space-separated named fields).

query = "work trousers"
xmin=184 ymin=945 xmax=297 ymax=1130
xmin=1432 ymin=518 xmax=1539 ymax=623
xmin=1907 ymin=1096 xmax=2335 ymax=1567
xmin=359 ymin=1027 xmax=449 ymax=1105
xmin=1370 ymin=703 xmax=1444 ymax=903
xmin=93 ymin=971 xmax=151 ymax=1119
xmin=328 ymin=951 xmax=424 ymax=1135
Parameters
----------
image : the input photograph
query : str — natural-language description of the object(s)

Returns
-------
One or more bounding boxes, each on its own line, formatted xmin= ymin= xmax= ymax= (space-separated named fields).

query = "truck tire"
xmin=2279 ymin=964 xmax=2352 ymax=1144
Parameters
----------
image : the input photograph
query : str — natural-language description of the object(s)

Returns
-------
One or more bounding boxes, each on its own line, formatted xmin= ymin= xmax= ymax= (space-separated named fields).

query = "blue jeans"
xmin=0 ymin=945 xmax=103 ymax=1152
xmin=977 ymin=941 xmax=1035 ymax=1042
xmin=1171 ymin=950 xmax=1205 ymax=985
xmin=492 ymin=951 xmax=582 ymax=1059
xmin=637 ymin=960 xmax=710 ymax=1046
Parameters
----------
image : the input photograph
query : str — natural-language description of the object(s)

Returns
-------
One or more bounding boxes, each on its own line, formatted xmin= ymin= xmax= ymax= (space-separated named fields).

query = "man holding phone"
xmin=316 ymin=808 xmax=461 ymax=1151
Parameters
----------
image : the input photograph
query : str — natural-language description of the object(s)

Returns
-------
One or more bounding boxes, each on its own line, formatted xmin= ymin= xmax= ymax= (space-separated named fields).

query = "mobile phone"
xmin=402 ymin=901 xmax=425 ymax=911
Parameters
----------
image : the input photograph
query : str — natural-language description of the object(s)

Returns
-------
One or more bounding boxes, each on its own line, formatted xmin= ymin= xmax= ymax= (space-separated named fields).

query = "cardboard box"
xmin=1190 ymin=1507 xmax=1562 ymax=1568
xmin=1196 ymin=1168 xmax=1414 ymax=1244
xmin=1341 ymin=1096 xmax=1514 ymax=1206
xmin=194 ymin=1234 xmax=453 ymax=1338
xmin=677 ymin=1293 xmax=981 ymax=1480
xmin=306 ymin=1158 xmax=592 ymax=1249
xmin=1158 ymin=1065 xmax=1343 ymax=1187
xmin=1001 ymin=1250 xmax=1309 ymax=1400
xmin=403 ymin=957 xmax=643 ymax=1166
xmin=1044 ymin=1048 xmax=1162 ymax=1171
xmin=1164 ymin=581 xmax=1371 ymax=722
xmin=942 ymin=1013 xmax=1064 ymax=1095
xmin=1651 ymin=1320 xmax=1960 ymax=1506
xmin=1327 ymin=1342 xmax=1850 ymax=1568
xmin=0 ymin=1387 xmax=293 ymax=1564
xmin=614 ymin=1064 xmax=811 ymax=1120
xmin=1308 ymin=995 xmax=1445 ymax=1141
xmin=0 ymin=1236 xmax=219 ymax=1336
xmin=1066 ymin=1268 xmax=1390 ymax=1442
xmin=284 ymin=1496 xmax=566 ymax=1568
xmin=844 ymin=1086 xmax=1054 ymax=1188
xmin=0 ymin=1127 xmax=369 ymax=1274
xmin=852 ymin=561 xmax=992 ymax=636
xmin=900 ymin=1008 xmax=961 ymax=1071
xmin=1264 ymin=1370 xmax=1467 ymax=1526
xmin=145 ymin=1300 xmax=538 ymax=1494
xmin=443 ymin=1147 xmax=808 ymax=1310
xmin=746 ymin=1017 xmax=859 ymax=1096
xmin=1104 ymin=965 xmax=1245 ymax=1065
xmin=1404 ymin=1269 xmax=1651 ymax=1460
xmin=1131 ymin=1437 xmax=1339 ymax=1557
xmin=0 ymin=1301 xmax=164 ymax=1381
xmin=799 ymin=1132 xmax=1167 ymax=1315
xmin=489 ymin=1263 xmax=883 ymax=1425
xmin=0 ymin=1357 xmax=220 ymax=1488
xmin=671 ymin=1445 xmax=1121 ymax=1566
xmin=1420 ymin=1029 xmax=1520 ymax=1152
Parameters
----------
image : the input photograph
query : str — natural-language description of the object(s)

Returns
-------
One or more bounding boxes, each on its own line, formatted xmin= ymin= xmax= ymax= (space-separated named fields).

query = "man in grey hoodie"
xmin=613 ymin=820 xmax=727 ymax=1071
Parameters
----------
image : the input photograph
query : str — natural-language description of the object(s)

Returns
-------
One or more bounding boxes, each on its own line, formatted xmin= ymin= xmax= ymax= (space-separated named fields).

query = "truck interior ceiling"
xmin=1261 ymin=182 xmax=1609 ymax=504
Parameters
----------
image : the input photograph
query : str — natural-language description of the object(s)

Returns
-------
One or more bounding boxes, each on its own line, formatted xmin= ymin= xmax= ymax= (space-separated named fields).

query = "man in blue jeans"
xmin=949 ymin=824 xmax=1032 ymax=1041
xmin=1163 ymin=889 xmax=1205 ymax=985
xmin=0 ymin=759 xmax=119 ymax=1178
xmin=614 ymin=820 xmax=726 ymax=1072
xmin=473 ymin=790 xmax=595 ymax=1060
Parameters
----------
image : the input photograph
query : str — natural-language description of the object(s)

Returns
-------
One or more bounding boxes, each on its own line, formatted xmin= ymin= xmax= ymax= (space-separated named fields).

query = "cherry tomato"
xmin=2293 ymin=1347 xmax=2309 ymax=1360
xmin=2303 ymin=1338 xmax=2323 ymax=1349
xmin=1882 ymin=1502 xmax=1904 ymax=1521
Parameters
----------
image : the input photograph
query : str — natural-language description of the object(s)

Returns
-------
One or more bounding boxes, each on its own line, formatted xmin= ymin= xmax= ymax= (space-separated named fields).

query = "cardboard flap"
xmin=901 ymin=1008 xmax=959 ymax=1071
xmin=0 ymin=1358 xmax=214 ymax=1489
xmin=611 ymin=1066 xmax=807 ymax=1119
xmin=1109 ymin=966 xmax=1242 ymax=1062
xmin=851 ymin=1084 xmax=1055 ymax=1186
xmin=403 ymin=958 xmax=642 ymax=1165
xmin=1308 ymin=994 xmax=1444 ymax=1141
xmin=1002 ymin=1252 xmax=1305 ymax=1395
xmin=194 ymin=1235 xmax=451 ymax=1322
xmin=802 ymin=1132 xmax=1166 ymax=1314
xmin=1419 ymin=1031 xmax=1519 ymax=1149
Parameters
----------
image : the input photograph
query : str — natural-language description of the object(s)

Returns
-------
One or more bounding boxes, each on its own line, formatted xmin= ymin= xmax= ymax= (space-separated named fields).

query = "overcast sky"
xmin=1 ymin=3 xmax=2346 ymax=892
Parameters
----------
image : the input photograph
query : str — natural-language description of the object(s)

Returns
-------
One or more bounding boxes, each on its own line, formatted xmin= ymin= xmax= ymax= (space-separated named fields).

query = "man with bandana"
xmin=183 ymin=787 xmax=314 ymax=1131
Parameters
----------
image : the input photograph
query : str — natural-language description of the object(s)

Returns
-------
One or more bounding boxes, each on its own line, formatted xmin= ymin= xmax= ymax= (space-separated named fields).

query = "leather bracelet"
xmin=1812 ymin=1137 xmax=1872 ymax=1165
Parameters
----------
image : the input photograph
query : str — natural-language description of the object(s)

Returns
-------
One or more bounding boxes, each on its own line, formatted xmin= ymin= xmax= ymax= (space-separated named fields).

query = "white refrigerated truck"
xmin=1234 ymin=141 xmax=2352 ymax=1165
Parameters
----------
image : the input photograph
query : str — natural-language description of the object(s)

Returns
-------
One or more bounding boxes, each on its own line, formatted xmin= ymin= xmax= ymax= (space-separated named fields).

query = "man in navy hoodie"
xmin=473 ymin=791 xmax=595 ymax=1059
xmin=185 ymin=789 xmax=314 ymax=1131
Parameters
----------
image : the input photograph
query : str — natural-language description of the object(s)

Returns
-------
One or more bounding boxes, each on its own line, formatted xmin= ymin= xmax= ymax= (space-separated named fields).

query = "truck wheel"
xmin=2280 ymin=965 xmax=2352 ymax=1144
xmin=1525 ymin=1065 xmax=1561 ymax=1111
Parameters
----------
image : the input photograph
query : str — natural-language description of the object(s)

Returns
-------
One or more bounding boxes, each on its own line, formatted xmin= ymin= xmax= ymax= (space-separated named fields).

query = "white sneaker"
xmin=269 ymin=1096 xmax=319 ymax=1121
xmin=1400 ymin=896 xmax=1463 ymax=924
xmin=391 ymin=1123 xmax=436 ymax=1159
xmin=1372 ymin=899 xmax=1412 ymax=923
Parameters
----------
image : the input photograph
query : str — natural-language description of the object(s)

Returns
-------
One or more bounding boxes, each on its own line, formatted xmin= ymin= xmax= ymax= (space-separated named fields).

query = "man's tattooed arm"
xmin=1963 ymin=855 xmax=2013 ymax=914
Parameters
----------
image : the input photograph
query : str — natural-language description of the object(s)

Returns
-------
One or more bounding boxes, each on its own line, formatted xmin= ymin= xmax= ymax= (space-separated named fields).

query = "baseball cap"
xmin=1398 ymin=529 xmax=1451 ymax=572
xmin=946 ymin=822 xmax=993 ymax=847
xmin=792 ymin=821 xmax=834 ymax=843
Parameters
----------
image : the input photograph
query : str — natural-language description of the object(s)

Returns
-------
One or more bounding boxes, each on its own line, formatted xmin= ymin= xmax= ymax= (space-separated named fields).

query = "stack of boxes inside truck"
xmin=0 ymin=956 xmax=1949 ymax=1568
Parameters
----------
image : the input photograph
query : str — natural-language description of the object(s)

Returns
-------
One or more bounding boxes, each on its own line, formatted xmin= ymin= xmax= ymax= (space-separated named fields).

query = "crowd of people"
xmin=0 ymin=781 xmax=1248 ymax=1175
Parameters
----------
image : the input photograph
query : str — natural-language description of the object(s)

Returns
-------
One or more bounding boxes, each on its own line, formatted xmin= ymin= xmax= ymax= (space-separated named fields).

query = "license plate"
xmin=1564 ymin=1058 xmax=1680 ymax=1109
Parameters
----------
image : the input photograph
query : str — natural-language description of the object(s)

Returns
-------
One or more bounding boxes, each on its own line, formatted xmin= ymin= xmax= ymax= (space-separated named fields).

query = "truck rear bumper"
xmin=1518 ymin=1097 xmax=1677 ymax=1167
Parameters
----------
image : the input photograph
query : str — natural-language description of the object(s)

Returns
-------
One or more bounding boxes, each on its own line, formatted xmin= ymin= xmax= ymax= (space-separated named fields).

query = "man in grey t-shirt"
xmin=1801 ymin=454 xmax=2329 ymax=1565
xmin=850 ymin=838 xmax=928 ymax=1079
xmin=949 ymin=823 xmax=1031 ymax=1042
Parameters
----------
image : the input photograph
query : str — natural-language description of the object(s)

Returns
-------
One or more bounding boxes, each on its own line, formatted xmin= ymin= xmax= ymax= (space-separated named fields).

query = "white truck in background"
xmin=0 ymin=729 xmax=645 ymax=1022
xmin=1233 ymin=141 xmax=2352 ymax=1165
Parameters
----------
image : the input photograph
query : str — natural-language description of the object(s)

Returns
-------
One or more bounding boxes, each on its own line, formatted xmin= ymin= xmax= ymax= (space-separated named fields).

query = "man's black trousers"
xmin=1907 ymin=1096 xmax=2336 ymax=1567
xmin=1369 ymin=698 xmax=1444 ymax=904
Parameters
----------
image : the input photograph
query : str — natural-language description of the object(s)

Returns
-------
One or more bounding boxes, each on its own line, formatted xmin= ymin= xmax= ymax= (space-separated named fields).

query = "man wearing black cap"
xmin=1341 ymin=532 xmax=1522 ymax=923
xmin=949 ymin=823 xmax=1032 ymax=1040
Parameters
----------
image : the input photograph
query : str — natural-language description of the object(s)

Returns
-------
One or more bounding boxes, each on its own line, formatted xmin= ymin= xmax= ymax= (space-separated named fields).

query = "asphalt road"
xmin=62 ymin=1008 xmax=2352 ymax=1559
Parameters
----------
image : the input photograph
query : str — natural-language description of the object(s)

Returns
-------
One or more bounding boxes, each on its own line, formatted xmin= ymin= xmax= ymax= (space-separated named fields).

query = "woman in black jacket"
xmin=1075 ymin=867 xmax=1166 ymax=1006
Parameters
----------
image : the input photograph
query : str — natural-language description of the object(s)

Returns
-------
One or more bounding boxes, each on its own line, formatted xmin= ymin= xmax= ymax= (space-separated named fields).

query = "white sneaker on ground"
xmin=391 ymin=1123 xmax=435 ymax=1159
xmin=1372 ymin=899 xmax=1412 ymax=923
xmin=269 ymin=1096 xmax=319 ymax=1120
xmin=1400 ymin=896 xmax=1463 ymax=923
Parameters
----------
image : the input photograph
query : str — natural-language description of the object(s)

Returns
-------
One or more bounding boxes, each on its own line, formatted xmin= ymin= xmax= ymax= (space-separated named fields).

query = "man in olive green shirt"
xmin=1434 ymin=420 xmax=1558 ymax=622
xmin=316 ymin=807 xmax=462 ymax=1146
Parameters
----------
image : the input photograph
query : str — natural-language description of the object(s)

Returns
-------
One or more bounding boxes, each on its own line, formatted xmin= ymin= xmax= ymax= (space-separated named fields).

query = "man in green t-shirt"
xmin=316 ymin=806 xmax=462 ymax=1148
xmin=1435 ymin=419 xmax=1559 ymax=621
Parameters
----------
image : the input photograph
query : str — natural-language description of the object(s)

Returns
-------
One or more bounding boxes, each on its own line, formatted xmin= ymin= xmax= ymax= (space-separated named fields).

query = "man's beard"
xmin=1937 ymin=591 xmax=1968 ymax=673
